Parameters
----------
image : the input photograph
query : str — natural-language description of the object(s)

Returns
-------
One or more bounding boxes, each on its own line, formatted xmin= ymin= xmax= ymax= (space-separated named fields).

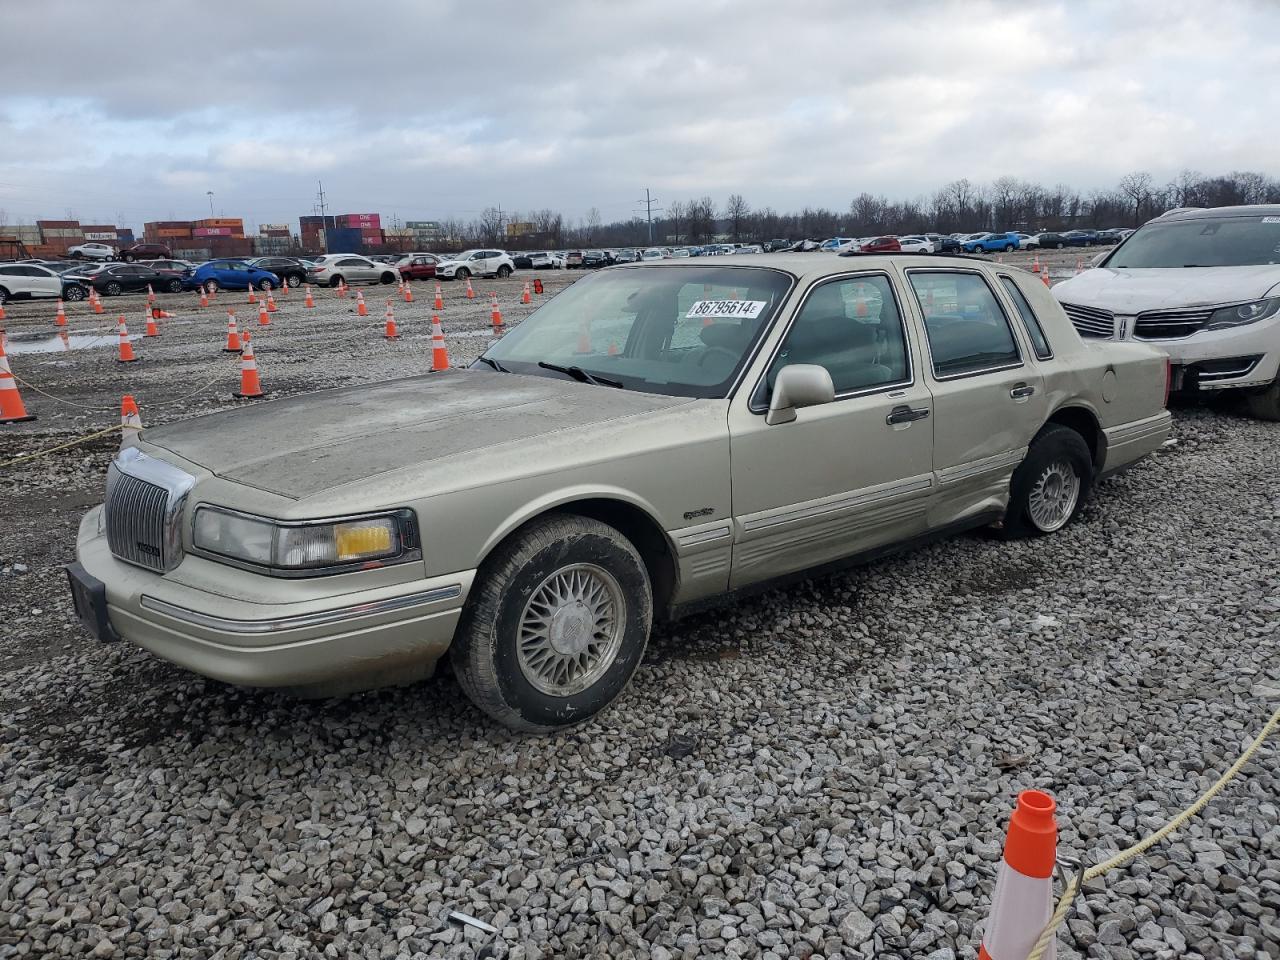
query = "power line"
xmin=635 ymin=188 xmax=661 ymax=245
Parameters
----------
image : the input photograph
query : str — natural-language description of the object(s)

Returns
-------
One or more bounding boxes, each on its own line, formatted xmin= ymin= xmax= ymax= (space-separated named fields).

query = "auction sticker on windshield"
xmin=686 ymin=299 xmax=767 ymax=320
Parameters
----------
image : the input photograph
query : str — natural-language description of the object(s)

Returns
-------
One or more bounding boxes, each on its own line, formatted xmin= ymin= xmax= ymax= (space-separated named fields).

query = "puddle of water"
xmin=4 ymin=332 xmax=140 ymax=354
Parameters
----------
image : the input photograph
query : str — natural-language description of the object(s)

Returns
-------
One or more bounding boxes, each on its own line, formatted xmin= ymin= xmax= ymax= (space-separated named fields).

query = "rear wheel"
xmin=166 ymin=278 xmax=183 ymax=293
xmin=62 ymin=285 xmax=86 ymax=302
xmin=451 ymin=515 xmax=653 ymax=731
xmin=1246 ymin=377 xmax=1280 ymax=421
xmin=1004 ymin=244 xmax=1015 ymax=252
xmin=0 ymin=287 xmax=8 ymax=305
xmin=379 ymin=272 xmax=395 ymax=284
xmin=1000 ymin=425 xmax=1093 ymax=538
xmin=285 ymin=273 xmax=301 ymax=288
xmin=121 ymin=254 xmax=134 ymax=262
xmin=328 ymin=275 xmax=344 ymax=288
xmin=496 ymin=265 xmax=512 ymax=279
xmin=204 ymin=279 xmax=220 ymax=293
xmin=105 ymin=281 xmax=123 ymax=296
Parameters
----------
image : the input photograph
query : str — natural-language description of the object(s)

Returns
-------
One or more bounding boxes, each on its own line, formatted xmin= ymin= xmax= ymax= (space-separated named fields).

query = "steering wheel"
xmin=697 ymin=345 xmax=740 ymax=368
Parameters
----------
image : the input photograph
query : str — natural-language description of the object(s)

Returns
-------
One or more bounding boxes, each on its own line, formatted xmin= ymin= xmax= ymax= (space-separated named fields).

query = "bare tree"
xmin=477 ymin=207 xmax=505 ymax=245
xmin=687 ymin=196 xmax=718 ymax=243
xmin=666 ymin=200 xmax=687 ymax=243
xmin=584 ymin=207 xmax=602 ymax=241
xmin=1118 ymin=171 xmax=1154 ymax=225
xmin=724 ymin=194 xmax=750 ymax=241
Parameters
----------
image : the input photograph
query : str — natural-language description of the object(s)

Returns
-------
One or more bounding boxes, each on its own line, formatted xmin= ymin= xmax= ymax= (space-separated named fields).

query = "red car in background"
xmin=860 ymin=236 xmax=902 ymax=253
xmin=396 ymin=253 xmax=441 ymax=280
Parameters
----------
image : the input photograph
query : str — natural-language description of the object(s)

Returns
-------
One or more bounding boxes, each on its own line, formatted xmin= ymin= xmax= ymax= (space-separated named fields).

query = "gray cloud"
xmin=1 ymin=0 xmax=1276 ymax=229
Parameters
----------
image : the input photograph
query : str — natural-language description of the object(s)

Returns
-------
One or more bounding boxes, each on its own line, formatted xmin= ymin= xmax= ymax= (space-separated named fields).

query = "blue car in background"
xmin=961 ymin=231 xmax=1021 ymax=254
xmin=185 ymin=259 xmax=282 ymax=292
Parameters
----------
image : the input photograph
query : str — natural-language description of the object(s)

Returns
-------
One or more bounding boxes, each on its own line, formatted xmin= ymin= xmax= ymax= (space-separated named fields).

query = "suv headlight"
xmin=192 ymin=506 xmax=419 ymax=575
xmin=1207 ymin=298 xmax=1280 ymax=330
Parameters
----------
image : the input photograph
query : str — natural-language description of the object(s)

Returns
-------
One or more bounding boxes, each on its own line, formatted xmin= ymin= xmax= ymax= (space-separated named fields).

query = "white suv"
xmin=435 ymin=249 xmax=515 ymax=280
xmin=1052 ymin=205 xmax=1280 ymax=419
xmin=68 ymin=241 xmax=116 ymax=261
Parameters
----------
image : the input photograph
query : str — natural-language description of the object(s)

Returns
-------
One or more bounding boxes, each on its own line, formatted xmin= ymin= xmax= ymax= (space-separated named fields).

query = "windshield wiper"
xmin=537 ymin=361 xmax=624 ymax=389
xmin=475 ymin=355 xmax=509 ymax=373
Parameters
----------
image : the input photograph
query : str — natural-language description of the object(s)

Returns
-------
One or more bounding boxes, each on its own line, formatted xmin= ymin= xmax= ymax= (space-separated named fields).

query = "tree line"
xmin=441 ymin=169 xmax=1280 ymax=249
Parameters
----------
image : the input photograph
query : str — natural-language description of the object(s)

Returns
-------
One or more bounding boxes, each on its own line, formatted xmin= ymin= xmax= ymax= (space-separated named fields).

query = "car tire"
xmin=328 ymin=276 xmax=343 ymax=288
xmin=204 ymin=279 xmax=219 ymax=293
xmin=70 ymin=251 xmax=83 ymax=260
xmin=1055 ymin=242 xmax=1065 ymax=249
xmin=451 ymin=514 xmax=653 ymax=732
xmin=1000 ymin=425 xmax=1093 ymax=538
xmin=1004 ymin=244 xmax=1015 ymax=252
xmin=286 ymin=274 xmax=301 ymax=288
xmin=121 ymin=254 xmax=134 ymax=262
xmin=379 ymin=272 xmax=395 ymax=284
xmin=456 ymin=268 xmax=471 ymax=280
xmin=496 ymin=265 xmax=512 ymax=278
xmin=62 ymin=285 xmax=86 ymax=302
xmin=257 ymin=278 xmax=273 ymax=291
xmin=0 ymin=287 xmax=8 ymax=305
xmin=166 ymin=279 xmax=183 ymax=293
xmin=105 ymin=281 xmax=123 ymax=297
xmin=1246 ymin=377 xmax=1280 ymax=421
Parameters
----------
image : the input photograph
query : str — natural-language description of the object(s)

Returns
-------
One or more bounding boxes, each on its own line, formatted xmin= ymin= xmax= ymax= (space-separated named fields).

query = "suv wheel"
xmin=496 ymin=265 xmax=512 ymax=279
xmin=166 ymin=278 xmax=183 ymax=293
xmin=286 ymin=274 xmax=301 ymax=288
xmin=62 ymin=285 xmax=86 ymax=302
xmin=455 ymin=267 xmax=471 ymax=280
xmin=379 ymin=272 xmax=395 ymax=284
xmin=328 ymin=275 xmax=344 ymax=288
xmin=121 ymin=254 xmax=134 ymax=262
xmin=1000 ymin=425 xmax=1092 ymax=537
xmin=1004 ymin=244 xmax=1015 ymax=252
xmin=104 ymin=281 xmax=123 ymax=297
xmin=257 ymin=278 xmax=273 ymax=291
xmin=451 ymin=514 xmax=653 ymax=731
xmin=1247 ymin=376 xmax=1280 ymax=421
xmin=204 ymin=279 xmax=219 ymax=293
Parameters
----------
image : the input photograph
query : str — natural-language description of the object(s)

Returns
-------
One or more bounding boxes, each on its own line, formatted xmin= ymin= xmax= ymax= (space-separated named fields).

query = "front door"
xmin=899 ymin=266 xmax=1047 ymax=528
xmin=728 ymin=271 xmax=936 ymax=589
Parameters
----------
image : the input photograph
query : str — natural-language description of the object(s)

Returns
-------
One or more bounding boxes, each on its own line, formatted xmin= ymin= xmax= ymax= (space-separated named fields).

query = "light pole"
xmin=206 ymin=191 xmax=215 ymax=217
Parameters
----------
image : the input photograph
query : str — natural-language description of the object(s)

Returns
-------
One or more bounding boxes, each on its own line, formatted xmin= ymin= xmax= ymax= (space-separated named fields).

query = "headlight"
xmin=1207 ymin=298 xmax=1280 ymax=330
xmin=192 ymin=506 xmax=419 ymax=575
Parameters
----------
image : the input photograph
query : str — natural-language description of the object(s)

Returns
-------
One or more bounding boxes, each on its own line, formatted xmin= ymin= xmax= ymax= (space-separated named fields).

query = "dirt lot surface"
xmin=2 ymin=250 xmax=1278 ymax=960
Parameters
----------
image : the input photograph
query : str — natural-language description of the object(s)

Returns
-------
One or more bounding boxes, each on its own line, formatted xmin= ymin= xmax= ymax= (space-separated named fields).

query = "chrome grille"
xmin=1061 ymin=302 xmax=1114 ymax=339
xmin=105 ymin=467 xmax=170 ymax=571
xmin=1134 ymin=307 xmax=1214 ymax=340
xmin=103 ymin=449 xmax=195 ymax=573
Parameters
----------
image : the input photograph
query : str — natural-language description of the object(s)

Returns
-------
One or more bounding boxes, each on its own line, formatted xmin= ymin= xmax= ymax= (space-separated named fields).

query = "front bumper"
xmin=74 ymin=506 xmax=473 ymax=690
xmin=1150 ymin=318 xmax=1280 ymax=392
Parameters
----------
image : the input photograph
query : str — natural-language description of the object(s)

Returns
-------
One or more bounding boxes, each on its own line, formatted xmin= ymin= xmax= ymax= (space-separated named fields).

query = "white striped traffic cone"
xmin=977 ymin=790 xmax=1058 ymax=960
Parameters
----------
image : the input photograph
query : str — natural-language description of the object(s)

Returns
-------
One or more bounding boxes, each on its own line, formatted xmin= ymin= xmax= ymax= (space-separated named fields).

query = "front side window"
xmin=1106 ymin=214 xmax=1280 ymax=268
xmin=999 ymin=275 xmax=1053 ymax=360
xmin=908 ymin=271 xmax=1021 ymax=378
xmin=483 ymin=265 xmax=793 ymax=398
xmin=762 ymin=274 xmax=909 ymax=400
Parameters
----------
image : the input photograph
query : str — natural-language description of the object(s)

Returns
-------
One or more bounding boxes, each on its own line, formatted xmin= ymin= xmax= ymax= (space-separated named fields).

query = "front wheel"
xmin=121 ymin=254 xmax=134 ymax=262
xmin=63 ymin=285 xmax=86 ymax=302
xmin=256 ymin=278 xmax=273 ymax=291
xmin=204 ymin=279 xmax=220 ymax=293
xmin=1055 ymin=242 xmax=1065 ymax=249
xmin=328 ymin=275 xmax=343 ymax=288
xmin=379 ymin=272 xmax=395 ymax=284
xmin=104 ymin=281 xmax=123 ymax=296
xmin=496 ymin=265 xmax=512 ymax=278
xmin=455 ymin=267 xmax=471 ymax=280
xmin=166 ymin=279 xmax=183 ymax=293
xmin=1000 ymin=426 xmax=1092 ymax=538
xmin=451 ymin=515 xmax=653 ymax=731
xmin=1004 ymin=244 xmax=1015 ymax=252
xmin=1246 ymin=376 xmax=1280 ymax=421
xmin=286 ymin=274 xmax=302 ymax=288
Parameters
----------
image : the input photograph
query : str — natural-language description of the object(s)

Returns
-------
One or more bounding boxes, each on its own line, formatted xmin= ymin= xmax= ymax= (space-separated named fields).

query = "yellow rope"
xmin=0 ymin=424 xmax=124 ymax=469
xmin=1026 ymin=703 xmax=1280 ymax=959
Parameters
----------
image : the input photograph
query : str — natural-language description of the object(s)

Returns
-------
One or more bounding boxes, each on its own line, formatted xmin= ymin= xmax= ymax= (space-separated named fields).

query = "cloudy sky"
xmin=0 ymin=0 xmax=1276 ymax=231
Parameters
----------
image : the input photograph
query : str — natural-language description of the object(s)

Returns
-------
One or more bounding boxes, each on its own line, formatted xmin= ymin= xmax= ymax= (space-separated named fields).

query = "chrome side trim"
xmin=937 ymin=447 xmax=1027 ymax=486
xmin=741 ymin=474 xmax=933 ymax=533
xmin=1104 ymin=411 xmax=1173 ymax=444
xmin=139 ymin=585 xmax=463 ymax=635
xmin=674 ymin=525 xmax=732 ymax=549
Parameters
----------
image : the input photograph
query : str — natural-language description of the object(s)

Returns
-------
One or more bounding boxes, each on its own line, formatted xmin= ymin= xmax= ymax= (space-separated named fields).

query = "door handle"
xmin=886 ymin=405 xmax=931 ymax=425
xmin=1010 ymin=384 xmax=1036 ymax=400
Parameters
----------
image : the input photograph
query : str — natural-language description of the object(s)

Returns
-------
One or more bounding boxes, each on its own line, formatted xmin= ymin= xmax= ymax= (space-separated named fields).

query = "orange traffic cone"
xmin=198 ymin=287 xmax=208 ymax=308
xmin=116 ymin=316 xmax=138 ymax=363
xmin=465 ymin=277 xmax=475 ymax=299
xmin=433 ymin=283 xmax=444 ymax=310
xmin=854 ymin=284 xmax=869 ymax=318
xmin=521 ymin=282 xmax=531 ymax=304
xmin=91 ymin=289 xmax=104 ymax=314
xmin=356 ymin=291 xmax=368 ymax=317
xmin=1031 ymin=255 xmax=1041 ymax=274
xmin=266 ymin=291 xmax=278 ymax=313
xmin=55 ymin=299 xmax=68 ymax=327
xmin=223 ymin=311 xmax=242 ymax=353
xmin=151 ymin=305 xmax=173 ymax=320
xmin=120 ymin=394 xmax=142 ymax=444
xmin=384 ymin=300 xmax=400 ymax=339
xmin=403 ymin=279 xmax=414 ymax=303
xmin=430 ymin=315 xmax=450 ymax=371
xmin=304 ymin=285 xmax=315 ymax=308
xmin=233 ymin=332 xmax=264 ymax=399
xmin=1075 ymin=257 xmax=1084 ymax=275
xmin=976 ymin=790 xmax=1058 ymax=960
xmin=146 ymin=284 xmax=156 ymax=304
xmin=1042 ymin=267 xmax=1052 ymax=288
xmin=0 ymin=338 xmax=36 ymax=423
xmin=258 ymin=297 xmax=270 ymax=326
xmin=247 ymin=285 xmax=257 ymax=304
xmin=58 ymin=331 xmax=69 ymax=351
xmin=145 ymin=310 xmax=159 ymax=337
xmin=278 ymin=280 xmax=289 ymax=297
xmin=337 ymin=280 xmax=348 ymax=299
xmin=490 ymin=293 xmax=503 ymax=330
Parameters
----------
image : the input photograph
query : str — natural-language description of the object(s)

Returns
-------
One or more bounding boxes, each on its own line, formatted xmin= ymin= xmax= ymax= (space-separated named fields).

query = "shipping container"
xmin=83 ymin=232 xmax=118 ymax=242
xmin=258 ymin=223 xmax=289 ymax=232
xmin=42 ymin=228 xmax=85 ymax=238
xmin=156 ymin=228 xmax=193 ymax=238
xmin=194 ymin=218 xmax=244 ymax=229
xmin=193 ymin=226 xmax=233 ymax=237
xmin=336 ymin=213 xmax=381 ymax=228
xmin=116 ymin=229 xmax=135 ymax=244
xmin=174 ymin=248 xmax=213 ymax=261
xmin=144 ymin=221 xmax=191 ymax=231
xmin=37 ymin=220 xmax=79 ymax=229
xmin=299 ymin=215 xmax=336 ymax=227
xmin=324 ymin=227 xmax=363 ymax=254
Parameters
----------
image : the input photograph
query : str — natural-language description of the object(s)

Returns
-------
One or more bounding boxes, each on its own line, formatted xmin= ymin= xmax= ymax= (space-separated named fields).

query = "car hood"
xmin=143 ymin=370 xmax=691 ymax=499
xmin=1052 ymin=266 xmax=1280 ymax=312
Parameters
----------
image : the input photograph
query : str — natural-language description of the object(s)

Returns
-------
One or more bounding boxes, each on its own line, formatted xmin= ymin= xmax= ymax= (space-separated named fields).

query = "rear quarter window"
xmin=999 ymin=275 xmax=1054 ymax=360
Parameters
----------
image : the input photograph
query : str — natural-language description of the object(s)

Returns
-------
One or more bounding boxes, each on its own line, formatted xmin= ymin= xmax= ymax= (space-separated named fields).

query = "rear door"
xmin=899 ymin=265 xmax=1047 ymax=528
xmin=27 ymin=266 xmax=64 ymax=298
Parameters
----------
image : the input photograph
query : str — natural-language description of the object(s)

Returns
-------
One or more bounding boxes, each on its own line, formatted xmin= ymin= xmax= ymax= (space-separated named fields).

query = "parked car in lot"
xmin=248 ymin=257 xmax=309 ymax=287
xmin=67 ymin=241 xmax=117 ymax=261
xmin=819 ymin=237 xmax=856 ymax=252
xmin=763 ymin=239 xmax=791 ymax=252
xmin=70 ymin=253 xmax=1171 ymax=730
xmin=434 ymin=249 xmax=514 ymax=281
xmin=924 ymin=233 xmax=960 ymax=254
xmin=118 ymin=242 xmax=171 ymax=262
xmin=1095 ymin=229 xmax=1126 ymax=245
xmin=146 ymin=260 xmax=195 ymax=290
xmin=564 ymin=250 xmax=585 ymax=269
xmin=640 ymin=248 xmax=666 ymax=261
xmin=897 ymin=236 xmax=935 ymax=254
xmin=582 ymin=250 xmax=612 ymax=269
xmin=962 ymin=231 xmax=1021 ymax=254
xmin=612 ymin=249 xmax=638 ymax=264
xmin=0 ymin=262 xmax=89 ymax=303
xmin=63 ymin=262 xmax=166 ymax=296
xmin=858 ymin=236 xmax=903 ymax=254
xmin=396 ymin=253 xmax=442 ymax=280
xmin=187 ymin=259 xmax=282 ymax=293
xmin=1053 ymin=204 xmax=1280 ymax=419
xmin=1062 ymin=230 xmax=1100 ymax=247
xmin=305 ymin=255 xmax=400 ymax=288
xmin=1031 ymin=232 xmax=1068 ymax=249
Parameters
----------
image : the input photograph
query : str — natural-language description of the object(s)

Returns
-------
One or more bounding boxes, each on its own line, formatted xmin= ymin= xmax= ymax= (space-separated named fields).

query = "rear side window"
xmin=907 ymin=271 xmax=1021 ymax=378
xmin=999 ymin=276 xmax=1053 ymax=360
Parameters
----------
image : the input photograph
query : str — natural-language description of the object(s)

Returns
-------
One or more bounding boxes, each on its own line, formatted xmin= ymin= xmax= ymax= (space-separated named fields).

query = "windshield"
xmin=482 ymin=265 xmax=793 ymax=398
xmin=1107 ymin=214 xmax=1280 ymax=268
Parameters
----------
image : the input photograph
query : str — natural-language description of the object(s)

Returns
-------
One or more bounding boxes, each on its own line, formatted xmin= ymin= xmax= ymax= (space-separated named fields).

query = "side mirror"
xmin=766 ymin=364 xmax=836 ymax=425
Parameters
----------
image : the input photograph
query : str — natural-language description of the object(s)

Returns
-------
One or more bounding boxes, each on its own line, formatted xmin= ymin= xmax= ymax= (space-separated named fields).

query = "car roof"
xmin=623 ymin=252 xmax=997 ymax=278
xmin=1156 ymin=204 xmax=1280 ymax=221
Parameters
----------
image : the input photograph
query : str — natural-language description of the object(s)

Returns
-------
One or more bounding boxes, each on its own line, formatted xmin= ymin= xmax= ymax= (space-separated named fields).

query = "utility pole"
xmin=635 ymin=188 xmax=660 ymax=244
xmin=206 ymin=191 xmax=215 ymax=217
xmin=315 ymin=180 xmax=329 ymax=219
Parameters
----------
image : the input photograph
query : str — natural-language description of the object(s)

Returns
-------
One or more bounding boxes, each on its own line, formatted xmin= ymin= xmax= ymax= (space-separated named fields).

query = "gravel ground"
xmin=2 ymin=252 xmax=1278 ymax=959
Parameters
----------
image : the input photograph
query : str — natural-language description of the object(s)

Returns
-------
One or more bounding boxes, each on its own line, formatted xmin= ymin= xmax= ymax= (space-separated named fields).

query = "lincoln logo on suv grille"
xmin=136 ymin=542 xmax=161 ymax=558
